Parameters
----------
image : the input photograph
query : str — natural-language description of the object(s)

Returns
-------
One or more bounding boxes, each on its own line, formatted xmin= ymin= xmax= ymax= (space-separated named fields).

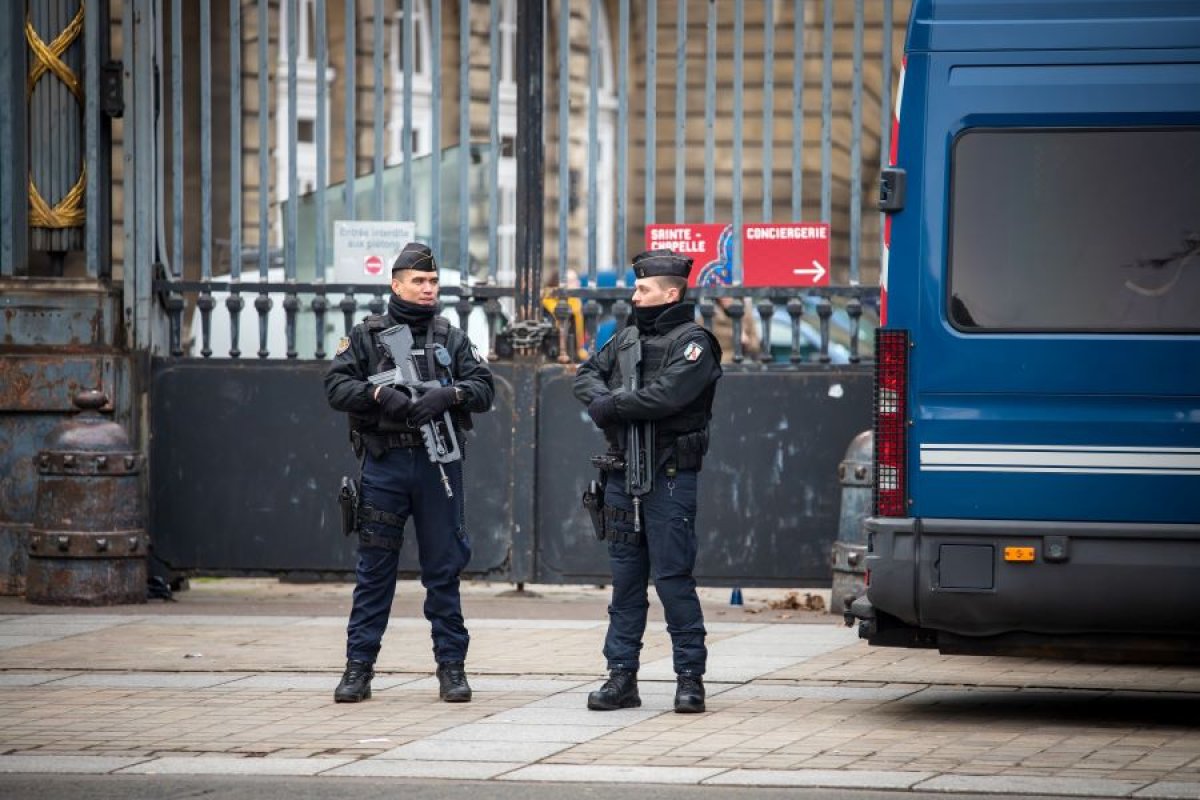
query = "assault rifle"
xmin=617 ymin=333 xmax=654 ymax=532
xmin=371 ymin=324 xmax=461 ymax=498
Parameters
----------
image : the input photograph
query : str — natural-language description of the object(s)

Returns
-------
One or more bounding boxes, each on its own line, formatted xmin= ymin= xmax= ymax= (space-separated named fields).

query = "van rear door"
xmin=908 ymin=54 xmax=1200 ymax=526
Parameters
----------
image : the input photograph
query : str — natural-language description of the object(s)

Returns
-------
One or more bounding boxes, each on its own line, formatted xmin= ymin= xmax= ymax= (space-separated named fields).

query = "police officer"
xmin=573 ymin=249 xmax=723 ymax=714
xmin=325 ymin=242 xmax=494 ymax=704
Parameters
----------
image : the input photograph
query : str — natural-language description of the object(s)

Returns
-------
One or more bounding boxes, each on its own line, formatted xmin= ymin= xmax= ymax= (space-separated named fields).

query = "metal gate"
xmin=2 ymin=0 xmax=907 ymax=589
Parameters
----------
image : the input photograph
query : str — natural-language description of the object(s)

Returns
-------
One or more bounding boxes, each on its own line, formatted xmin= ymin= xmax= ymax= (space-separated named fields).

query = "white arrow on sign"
xmin=793 ymin=259 xmax=827 ymax=283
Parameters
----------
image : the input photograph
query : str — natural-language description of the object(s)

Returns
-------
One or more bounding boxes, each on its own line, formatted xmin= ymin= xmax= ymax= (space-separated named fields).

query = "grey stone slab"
xmin=717 ymin=683 xmax=921 ymax=703
xmin=0 ymin=636 xmax=57 ymax=650
xmin=374 ymin=739 xmax=574 ymax=763
xmin=398 ymin=677 xmax=587 ymax=694
xmin=480 ymin=707 xmax=662 ymax=727
xmin=52 ymin=672 xmax=252 ymax=689
xmin=706 ymin=769 xmax=934 ymax=789
xmin=704 ymin=622 xmax=766 ymax=633
xmin=914 ymin=774 xmax=1147 ymax=797
xmin=1136 ymin=783 xmax=1200 ymax=799
xmin=0 ymin=614 xmax=138 ymax=628
xmin=465 ymin=619 xmax=605 ymax=630
xmin=0 ymin=755 xmax=148 ymax=774
xmin=117 ymin=757 xmax=352 ymax=776
xmin=222 ymin=673 xmax=418 ymax=691
xmin=641 ymin=658 xmax=798 ymax=683
xmin=323 ymin=760 xmax=525 ymax=779
xmin=0 ymin=671 xmax=80 ymax=687
xmin=500 ymin=764 xmax=725 ymax=784
xmin=426 ymin=722 xmax=619 ymax=744
xmin=133 ymin=615 xmax=310 ymax=627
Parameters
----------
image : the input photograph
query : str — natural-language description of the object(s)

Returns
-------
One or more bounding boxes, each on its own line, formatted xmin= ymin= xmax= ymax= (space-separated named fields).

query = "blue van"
xmin=851 ymin=0 xmax=1200 ymax=660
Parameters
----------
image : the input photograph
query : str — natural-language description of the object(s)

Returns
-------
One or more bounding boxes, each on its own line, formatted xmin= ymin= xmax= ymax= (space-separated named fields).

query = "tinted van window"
xmin=948 ymin=129 xmax=1200 ymax=332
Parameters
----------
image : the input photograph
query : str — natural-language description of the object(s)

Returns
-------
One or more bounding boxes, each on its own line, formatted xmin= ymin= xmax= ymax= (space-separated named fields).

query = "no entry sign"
xmin=645 ymin=223 xmax=733 ymax=287
xmin=742 ymin=223 xmax=831 ymax=287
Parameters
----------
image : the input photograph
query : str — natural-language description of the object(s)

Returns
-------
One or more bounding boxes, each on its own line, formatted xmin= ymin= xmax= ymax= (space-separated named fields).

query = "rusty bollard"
xmin=26 ymin=390 xmax=148 ymax=605
xmin=830 ymin=430 xmax=873 ymax=616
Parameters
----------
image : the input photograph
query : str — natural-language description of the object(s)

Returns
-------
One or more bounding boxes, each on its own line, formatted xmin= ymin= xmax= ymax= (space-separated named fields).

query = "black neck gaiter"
xmin=388 ymin=295 xmax=437 ymax=332
xmin=633 ymin=302 xmax=675 ymax=335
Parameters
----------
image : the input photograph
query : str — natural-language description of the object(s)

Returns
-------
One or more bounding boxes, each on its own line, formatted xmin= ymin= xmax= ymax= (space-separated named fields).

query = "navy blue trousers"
xmin=602 ymin=466 xmax=707 ymax=676
xmin=345 ymin=446 xmax=470 ymax=666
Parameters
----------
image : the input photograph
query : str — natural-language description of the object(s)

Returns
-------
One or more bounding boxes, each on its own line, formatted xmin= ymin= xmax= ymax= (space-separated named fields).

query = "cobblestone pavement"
xmin=0 ymin=580 xmax=1197 ymax=797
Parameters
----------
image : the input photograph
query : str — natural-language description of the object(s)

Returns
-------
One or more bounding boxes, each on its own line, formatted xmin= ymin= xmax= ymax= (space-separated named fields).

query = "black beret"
xmin=392 ymin=242 xmax=437 ymax=273
xmin=631 ymin=248 xmax=692 ymax=280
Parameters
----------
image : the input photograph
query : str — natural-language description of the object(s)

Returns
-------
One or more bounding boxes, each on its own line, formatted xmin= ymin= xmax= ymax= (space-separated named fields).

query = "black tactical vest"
xmin=355 ymin=314 xmax=472 ymax=432
xmin=609 ymin=320 xmax=719 ymax=459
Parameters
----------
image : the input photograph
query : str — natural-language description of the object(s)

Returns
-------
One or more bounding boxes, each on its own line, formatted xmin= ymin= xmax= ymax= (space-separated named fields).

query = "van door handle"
xmin=879 ymin=167 xmax=906 ymax=213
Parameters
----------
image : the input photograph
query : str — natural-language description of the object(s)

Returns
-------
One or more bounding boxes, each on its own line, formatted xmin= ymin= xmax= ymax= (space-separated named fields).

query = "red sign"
xmin=742 ymin=223 xmax=831 ymax=287
xmin=645 ymin=223 xmax=733 ymax=287
xmin=363 ymin=254 xmax=385 ymax=277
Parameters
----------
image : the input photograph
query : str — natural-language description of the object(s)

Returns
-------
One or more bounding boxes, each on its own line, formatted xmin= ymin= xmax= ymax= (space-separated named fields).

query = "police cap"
xmin=631 ymin=248 xmax=693 ymax=280
xmin=392 ymin=242 xmax=437 ymax=273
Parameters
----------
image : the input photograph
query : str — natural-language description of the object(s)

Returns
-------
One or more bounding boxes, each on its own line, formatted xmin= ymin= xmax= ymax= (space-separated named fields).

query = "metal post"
xmin=316 ymin=0 xmax=328 ymax=275
xmin=487 ymin=0 xmax=500 ymax=284
xmin=643 ymin=0 xmax=656 ymax=227
xmin=673 ymin=0 xmax=686 ymax=223
xmin=850 ymin=0 xmax=863 ymax=285
xmin=230 ymin=0 xmax=243 ymax=280
xmin=821 ymin=0 xmax=832 ymax=224
xmin=556 ymin=0 xmax=569 ymax=280
xmin=401 ymin=0 xmax=414 ymax=221
xmin=201 ymin=0 xmax=214 ymax=281
xmin=732 ymin=0 xmax=744 ymax=282
xmin=430 ymin=0 xmax=441 ymax=258
xmin=792 ymin=0 xmax=806 ymax=221
xmin=343 ymin=0 xmax=356 ymax=220
xmin=616 ymin=0 xmax=629 ymax=275
xmin=0 ymin=1 xmax=29 ymax=275
xmin=515 ymin=0 xmax=544 ymax=322
xmin=171 ymin=0 xmax=183 ymax=277
xmin=762 ymin=0 xmax=775 ymax=221
xmin=587 ymin=0 xmax=599 ymax=277
xmin=703 ymin=0 xmax=714 ymax=223
xmin=372 ymin=0 xmax=384 ymax=220
xmin=457 ymin=0 xmax=468 ymax=280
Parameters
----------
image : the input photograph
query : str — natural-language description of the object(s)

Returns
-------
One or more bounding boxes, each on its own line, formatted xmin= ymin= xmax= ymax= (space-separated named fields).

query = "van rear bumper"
xmin=857 ymin=516 xmax=1200 ymax=655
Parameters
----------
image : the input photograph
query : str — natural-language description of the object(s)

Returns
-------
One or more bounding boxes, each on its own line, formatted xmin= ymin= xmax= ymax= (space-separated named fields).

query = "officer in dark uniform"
xmin=324 ymin=242 xmax=494 ymax=704
xmin=573 ymin=249 xmax=723 ymax=714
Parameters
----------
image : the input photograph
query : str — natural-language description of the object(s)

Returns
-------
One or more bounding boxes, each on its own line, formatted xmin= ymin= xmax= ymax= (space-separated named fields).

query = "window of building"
xmin=389 ymin=0 xmax=434 ymax=163
xmin=275 ymin=0 xmax=335 ymax=203
xmin=948 ymin=128 xmax=1200 ymax=332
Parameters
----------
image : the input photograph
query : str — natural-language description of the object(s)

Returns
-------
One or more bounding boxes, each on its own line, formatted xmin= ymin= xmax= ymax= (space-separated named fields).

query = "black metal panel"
xmin=535 ymin=364 xmax=873 ymax=586
xmin=150 ymin=359 xmax=870 ymax=587
xmin=149 ymin=359 xmax=515 ymax=576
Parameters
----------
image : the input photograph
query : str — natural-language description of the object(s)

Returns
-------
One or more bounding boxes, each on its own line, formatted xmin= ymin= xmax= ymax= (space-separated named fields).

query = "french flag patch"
xmin=683 ymin=342 xmax=704 ymax=362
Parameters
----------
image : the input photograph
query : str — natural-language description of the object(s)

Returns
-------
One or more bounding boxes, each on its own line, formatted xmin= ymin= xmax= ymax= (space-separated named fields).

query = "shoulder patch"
xmin=335 ymin=336 xmax=351 ymax=356
xmin=683 ymin=341 xmax=704 ymax=362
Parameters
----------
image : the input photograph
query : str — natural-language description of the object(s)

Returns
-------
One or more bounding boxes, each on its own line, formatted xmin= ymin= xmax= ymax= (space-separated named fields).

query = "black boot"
xmin=334 ymin=659 xmax=374 ymax=703
xmin=587 ymin=669 xmax=640 ymax=710
xmin=436 ymin=661 xmax=472 ymax=703
xmin=674 ymin=675 xmax=705 ymax=713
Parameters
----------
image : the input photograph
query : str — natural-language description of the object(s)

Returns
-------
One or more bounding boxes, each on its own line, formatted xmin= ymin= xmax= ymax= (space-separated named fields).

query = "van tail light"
xmin=873 ymin=329 xmax=909 ymax=517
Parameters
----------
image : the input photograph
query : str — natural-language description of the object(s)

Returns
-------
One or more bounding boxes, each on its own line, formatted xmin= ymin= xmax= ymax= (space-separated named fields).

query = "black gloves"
xmin=375 ymin=386 xmax=412 ymax=421
xmin=587 ymin=394 xmax=620 ymax=428
xmin=410 ymin=386 xmax=458 ymax=426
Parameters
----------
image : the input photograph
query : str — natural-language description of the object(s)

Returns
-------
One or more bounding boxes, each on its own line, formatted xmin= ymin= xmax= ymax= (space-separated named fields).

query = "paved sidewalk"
xmin=0 ymin=580 xmax=1197 ymax=797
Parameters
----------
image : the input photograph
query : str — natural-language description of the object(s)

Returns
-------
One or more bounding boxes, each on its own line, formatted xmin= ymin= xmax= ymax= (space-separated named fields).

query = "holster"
xmin=338 ymin=476 xmax=360 ymax=538
xmin=672 ymin=429 xmax=710 ymax=471
xmin=582 ymin=478 xmax=606 ymax=541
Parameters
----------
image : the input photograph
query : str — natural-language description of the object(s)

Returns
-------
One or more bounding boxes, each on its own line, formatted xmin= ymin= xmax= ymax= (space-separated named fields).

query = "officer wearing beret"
xmin=574 ymin=249 xmax=723 ymax=713
xmin=325 ymin=242 xmax=494 ymax=704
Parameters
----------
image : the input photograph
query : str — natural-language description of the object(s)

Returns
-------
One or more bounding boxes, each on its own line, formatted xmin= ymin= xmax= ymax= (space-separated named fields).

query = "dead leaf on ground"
xmin=767 ymin=591 xmax=827 ymax=612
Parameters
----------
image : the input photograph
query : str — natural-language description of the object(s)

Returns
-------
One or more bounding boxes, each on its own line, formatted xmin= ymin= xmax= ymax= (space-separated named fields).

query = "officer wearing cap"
xmin=573 ymin=248 xmax=723 ymax=713
xmin=324 ymin=242 xmax=494 ymax=704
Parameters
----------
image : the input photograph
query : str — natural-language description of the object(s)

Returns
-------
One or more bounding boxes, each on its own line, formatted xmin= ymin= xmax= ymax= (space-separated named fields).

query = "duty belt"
xmin=374 ymin=431 xmax=424 ymax=449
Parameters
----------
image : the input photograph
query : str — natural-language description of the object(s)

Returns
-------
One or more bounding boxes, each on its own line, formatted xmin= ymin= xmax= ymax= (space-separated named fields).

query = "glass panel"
xmin=949 ymin=128 xmax=1200 ymax=332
